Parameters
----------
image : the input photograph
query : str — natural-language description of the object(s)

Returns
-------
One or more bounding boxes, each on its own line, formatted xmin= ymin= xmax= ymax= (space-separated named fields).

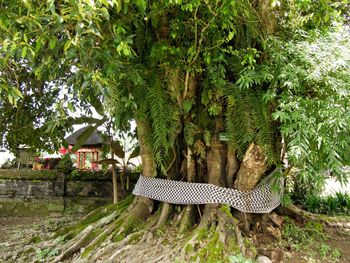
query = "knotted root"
xmin=179 ymin=205 xmax=245 ymax=262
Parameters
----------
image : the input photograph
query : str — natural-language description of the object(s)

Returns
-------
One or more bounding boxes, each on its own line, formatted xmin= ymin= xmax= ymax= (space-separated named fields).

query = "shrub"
xmin=302 ymin=192 xmax=350 ymax=215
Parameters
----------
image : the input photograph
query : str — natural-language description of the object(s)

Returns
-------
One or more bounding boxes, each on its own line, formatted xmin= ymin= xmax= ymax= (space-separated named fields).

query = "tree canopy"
xmin=1 ymin=0 xmax=350 ymax=261
xmin=1 ymin=0 xmax=349 ymax=179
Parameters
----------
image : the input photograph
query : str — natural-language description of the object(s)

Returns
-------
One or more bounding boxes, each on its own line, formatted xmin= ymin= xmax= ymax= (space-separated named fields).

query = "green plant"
xmin=335 ymin=192 xmax=350 ymax=209
xmin=36 ymin=248 xmax=59 ymax=260
xmin=302 ymin=192 xmax=350 ymax=216
xmin=134 ymin=165 xmax=142 ymax=173
xmin=319 ymin=243 xmax=331 ymax=258
xmin=305 ymin=221 xmax=324 ymax=236
xmin=69 ymin=169 xmax=80 ymax=179
xmin=331 ymin=248 xmax=341 ymax=261
xmin=304 ymin=193 xmax=322 ymax=213
xmin=282 ymin=218 xmax=308 ymax=245
xmin=55 ymin=154 xmax=73 ymax=174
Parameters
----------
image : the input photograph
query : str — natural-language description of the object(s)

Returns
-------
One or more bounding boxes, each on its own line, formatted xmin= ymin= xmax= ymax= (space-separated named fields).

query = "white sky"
xmin=0 ymin=150 xmax=15 ymax=165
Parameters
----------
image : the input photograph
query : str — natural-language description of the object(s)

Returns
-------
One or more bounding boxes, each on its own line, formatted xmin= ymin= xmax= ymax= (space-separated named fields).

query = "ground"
xmin=0 ymin=214 xmax=81 ymax=262
xmin=0 ymin=211 xmax=349 ymax=263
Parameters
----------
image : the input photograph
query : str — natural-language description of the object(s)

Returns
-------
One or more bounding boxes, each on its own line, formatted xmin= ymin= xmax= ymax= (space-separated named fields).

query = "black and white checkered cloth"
xmin=133 ymin=169 xmax=283 ymax=213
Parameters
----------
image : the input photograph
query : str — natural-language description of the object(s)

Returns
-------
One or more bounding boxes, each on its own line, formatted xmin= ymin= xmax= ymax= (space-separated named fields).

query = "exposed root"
xmin=88 ymin=229 xmax=145 ymax=262
xmin=52 ymin=211 xmax=119 ymax=263
xmin=179 ymin=205 xmax=196 ymax=233
xmin=78 ymin=217 xmax=121 ymax=260
xmin=174 ymin=205 xmax=186 ymax=227
xmin=53 ymin=195 xmax=134 ymax=241
xmin=154 ymin=203 xmax=172 ymax=229
xmin=179 ymin=205 xmax=244 ymax=262
xmin=106 ymin=244 xmax=132 ymax=263
xmin=42 ymin=196 xmax=154 ymax=262
xmin=280 ymin=204 xmax=350 ymax=228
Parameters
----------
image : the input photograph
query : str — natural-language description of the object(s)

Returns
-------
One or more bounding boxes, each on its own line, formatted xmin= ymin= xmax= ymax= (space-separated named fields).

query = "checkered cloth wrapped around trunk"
xmin=133 ymin=169 xmax=283 ymax=213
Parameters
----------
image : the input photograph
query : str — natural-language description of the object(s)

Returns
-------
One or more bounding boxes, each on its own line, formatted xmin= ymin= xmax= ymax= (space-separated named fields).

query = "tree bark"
xmin=180 ymin=148 xmax=197 ymax=232
xmin=234 ymin=143 xmax=268 ymax=232
xmin=234 ymin=143 xmax=267 ymax=191
xmin=136 ymin=119 xmax=156 ymax=178
xmin=201 ymin=137 xmax=223 ymax=225
xmin=111 ymin=153 xmax=118 ymax=204
xmin=226 ymin=147 xmax=239 ymax=188
xmin=257 ymin=0 xmax=275 ymax=35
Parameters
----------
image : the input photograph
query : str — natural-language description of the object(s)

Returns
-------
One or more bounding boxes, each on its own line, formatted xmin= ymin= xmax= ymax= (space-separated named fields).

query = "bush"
xmin=55 ymin=154 xmax=73 ymax=174
xmin=302 ymin=192 xmax=350 ymax=215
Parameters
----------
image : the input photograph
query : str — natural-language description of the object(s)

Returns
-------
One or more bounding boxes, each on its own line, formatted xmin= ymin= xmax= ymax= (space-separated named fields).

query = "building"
xmin=64 ymin=126 xmax=103 ymax=170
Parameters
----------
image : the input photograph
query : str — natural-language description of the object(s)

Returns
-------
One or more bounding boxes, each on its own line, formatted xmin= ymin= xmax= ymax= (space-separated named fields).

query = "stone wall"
xmin=66 ymin=180 xmax=113 ymax=197
xmin=0 ymin=176 xmax=64 ymax=197
xmin=0 ymin=170 xmax=121 ymax=198
xmin=0 ymin=169 xmax=137 ymax=216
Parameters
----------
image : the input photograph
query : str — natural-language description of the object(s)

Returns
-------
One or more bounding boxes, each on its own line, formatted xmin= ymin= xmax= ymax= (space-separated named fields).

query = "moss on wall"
xmin=0 ymin=197 xmax=65 ymax=216
xmin=0 ymin=169 xmax=59 ymax=181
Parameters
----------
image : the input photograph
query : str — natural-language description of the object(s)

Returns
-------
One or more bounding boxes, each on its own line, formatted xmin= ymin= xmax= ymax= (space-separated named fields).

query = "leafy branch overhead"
xmin=0 ymin=0 xmax=349 ymax=181
xmin=1 ymin=1 xmax=350 ymax=262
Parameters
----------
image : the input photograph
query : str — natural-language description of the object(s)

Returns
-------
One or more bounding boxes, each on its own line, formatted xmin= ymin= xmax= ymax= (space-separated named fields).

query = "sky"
xmin=0 ymin=150 xmax=14 ymax=166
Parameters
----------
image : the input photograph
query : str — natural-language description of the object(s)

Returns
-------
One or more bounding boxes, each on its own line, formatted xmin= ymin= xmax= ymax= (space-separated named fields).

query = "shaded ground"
xmin=0 ymin=214 xmax=82 ymax=263
xmin=255 ymin=217 xmax=350 ymax=263
xmin=0 ymin=213 xmax=349 ymax=263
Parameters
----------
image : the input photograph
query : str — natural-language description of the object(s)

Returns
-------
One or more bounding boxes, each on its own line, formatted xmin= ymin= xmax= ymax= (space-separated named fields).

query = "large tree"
xmin=1 ymin=0 xmax=349 ymax=261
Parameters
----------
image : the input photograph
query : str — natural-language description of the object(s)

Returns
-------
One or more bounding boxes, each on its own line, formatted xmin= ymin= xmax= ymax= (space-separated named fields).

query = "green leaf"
xmin=12 ymin=87 xmax=23 ymax=98
xmin=21 ymin=46 xmax=27 ymax=58
xmin=64 ymin=39 xmax=73 ymax=54
xmin=49 ymin=37 xmax=57 ymax=50
xmin=111 ymin=141 xmax=125 ymax=158
xmin=89 ymin=96 xmax=104 ymax=116
xmin=208 ymin=103 xmax=222 ymax=116
xmin=129 ymin=145 xmax=140 ymax=159
xmin=22 ymin=0 xmax=32 ymax=10
xmin=67 ymin=102 xmax=75 ymax=112
xmin=182 ymin=99 xmax=193 ymax=114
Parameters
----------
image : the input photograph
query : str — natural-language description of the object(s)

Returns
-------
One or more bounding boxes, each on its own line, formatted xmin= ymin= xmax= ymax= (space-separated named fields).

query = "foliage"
xmin=107 ymin=130 xmax=140 ymax=169
xmin=0 ymin=0 xmax=349 ymax=187
xmin=65 ymin=169 xmax=112 ymax=181
xmin=300 ymin=192 xmax=350 ymax=215
xmin=265 ymin=28 xmax=350 ymax=184
xmin=224 ymin=88 xmax=279 ymax=164
xmin=36 ymin=247 xmax=59 ymax=260
xmin=55 ymin=154 xmax=74 ymax=174
xmin=280 ymin=217 xmax=343 ymax=261
xmin=281 ymin=217 xmax=326 ymax=251
xmin=0 ymin=82 xmax=68 ymax=153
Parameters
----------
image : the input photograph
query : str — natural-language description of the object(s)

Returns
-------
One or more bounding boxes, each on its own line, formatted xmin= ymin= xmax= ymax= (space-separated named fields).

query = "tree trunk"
xmin=234 ymin=143 xmax=267 ymax=191
xmin=111 ymin=153 xmax=119 ymax=204
xmin=226 ymin=147 xmax=239 ymax=188
xmin=120 ymin=167 xmax=126 ymax=198
xmin=135 ymin=118 xmax=156 ymax=214
xmin=234 ymin=143 xmax=268 ymax=232
xmin=136 ymin=119 xmax=156 ymax=178
xmin=180 ymin=147 xmax=197 ymax=232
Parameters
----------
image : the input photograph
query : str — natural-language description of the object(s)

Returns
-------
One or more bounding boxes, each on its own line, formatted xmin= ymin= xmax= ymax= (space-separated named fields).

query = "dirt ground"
xmin=255 ymin=222 xmax=350 ymax=263
xmin=0 ymin=214 xmax=349 ymax=263
xmin=0 ymin=214 xmax=81 ymax=263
